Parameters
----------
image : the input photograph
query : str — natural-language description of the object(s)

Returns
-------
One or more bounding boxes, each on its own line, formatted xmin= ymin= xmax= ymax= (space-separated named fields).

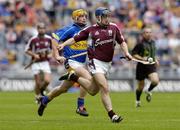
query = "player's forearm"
xmin=120 ymin=42 xmax=132 ymax=60
xmin=25 ymin=50 xmax=36 ymax=58
xmin=63 ymin=38 xmax=75 ymax=46
xmin=120 ymin=42 xmax=130 ymax=56
xmin=57 ymin=38 xmax=76 ymax=51
xmin=52 ymin=40 xmax=60 ymax=58
xmin=53 ymin=50 xmax=60 ymax=58
xmin=132 ymin=54 xmax=146 ymax=61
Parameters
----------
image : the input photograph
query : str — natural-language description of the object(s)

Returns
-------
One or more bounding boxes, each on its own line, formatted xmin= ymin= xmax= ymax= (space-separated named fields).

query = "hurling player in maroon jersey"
xmin=58 ymin=7 xmax=132 ymax=123
xmin=25 ymin=22 xmax=52 ymax=103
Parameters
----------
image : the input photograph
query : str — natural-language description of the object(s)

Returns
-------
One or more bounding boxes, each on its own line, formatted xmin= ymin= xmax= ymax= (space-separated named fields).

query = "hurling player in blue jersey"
xmin=37 ymin=9 xmax=90 ymax=117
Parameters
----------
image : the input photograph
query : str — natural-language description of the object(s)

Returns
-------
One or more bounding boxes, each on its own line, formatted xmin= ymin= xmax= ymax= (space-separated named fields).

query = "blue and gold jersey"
xmin=51 ymin=23 xmax=87 ymax=63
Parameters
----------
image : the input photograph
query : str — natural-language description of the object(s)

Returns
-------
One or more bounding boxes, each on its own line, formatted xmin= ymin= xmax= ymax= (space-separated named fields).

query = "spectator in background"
xmin=0 ymin=0 xmax=178 ymax=74
xmin=42 ymin=0 xmax=56 ymax=24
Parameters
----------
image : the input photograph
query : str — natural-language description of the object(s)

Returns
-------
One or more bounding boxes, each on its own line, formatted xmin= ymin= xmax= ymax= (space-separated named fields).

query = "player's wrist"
xmin=125 ymin=53 xmax=132 ymax=60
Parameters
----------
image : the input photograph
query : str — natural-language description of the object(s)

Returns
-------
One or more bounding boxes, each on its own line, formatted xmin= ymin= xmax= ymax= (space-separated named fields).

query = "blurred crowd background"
xmin=0 ymin=0 xmax=179 ymax=74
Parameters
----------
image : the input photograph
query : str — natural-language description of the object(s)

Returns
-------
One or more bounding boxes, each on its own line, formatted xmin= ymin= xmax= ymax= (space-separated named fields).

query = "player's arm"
xmin=57 ymin=38 xmax=76 ymax=51
xmin=57 ymin=27 xmax=90 ymax=51
xmin=51 ymin=38 xmax=60 ymax=58
xmin=25 ymin=37 xmax=40 ymax=60
xmin=132 ymin=54 xmax=146 ymax=61
xmin=25 ymin=49 xmax=39 ymax=60
xmin=115 ymin=25 xmax=132 ymax=60
xmin=133 ymin=53 xmax=156 ymax=64
xmin=51 ymin=38 xmax=66 ymax=63
xmin=120 ymin=41 xmax=132 ymax=60
xmin=132 ymin=43 xmax=154 ymax=63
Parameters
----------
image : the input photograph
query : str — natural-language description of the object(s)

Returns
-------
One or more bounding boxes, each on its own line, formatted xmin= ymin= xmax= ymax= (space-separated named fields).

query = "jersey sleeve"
xmin=51 ymin=28 xmax=71 ymax=42
xmin=24 ymin=36 xmax=34 ymax=52
xmin=74 ymin=27 xmax=90 ymax=42
xmin=115 ymin=26 xmax=125 ymax=44
xmin=51 ymin=32 xmax=60 ymax=42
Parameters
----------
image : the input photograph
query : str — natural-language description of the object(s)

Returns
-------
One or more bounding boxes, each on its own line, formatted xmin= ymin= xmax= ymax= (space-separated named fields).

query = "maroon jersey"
xmin=74 ymin=23 xmax=125 ymax=62
xmin=25 ymin=34 xmax=52 ymax=62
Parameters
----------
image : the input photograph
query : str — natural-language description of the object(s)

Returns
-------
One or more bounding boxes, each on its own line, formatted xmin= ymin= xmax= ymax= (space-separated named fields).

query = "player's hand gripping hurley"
xmin=120 ymin=56 xmax=155 ymax=65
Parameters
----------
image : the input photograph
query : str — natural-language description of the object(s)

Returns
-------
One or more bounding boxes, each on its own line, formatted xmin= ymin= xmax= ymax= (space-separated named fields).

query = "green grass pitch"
xmin=0 ymin=92 xmax=180 ymax=130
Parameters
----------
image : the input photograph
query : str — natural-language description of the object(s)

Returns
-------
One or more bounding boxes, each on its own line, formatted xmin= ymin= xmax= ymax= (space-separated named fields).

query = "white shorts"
xmin=67 ymin=59 xmax=86 ymax=69
xmin=31 ymin=61 xmax=51 ymax=75
xmin=87 ymin=58 xmax=112 ymax=75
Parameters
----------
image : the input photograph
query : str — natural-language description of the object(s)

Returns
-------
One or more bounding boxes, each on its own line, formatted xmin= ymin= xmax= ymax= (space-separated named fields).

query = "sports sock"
xmin=77 ymin=97 xmax=84 ymax=108
xmin=108 ymin=110 xmax=115 ymax=119
xmin=42 ymin=96 xmax=50 ymax=105
xmin=69 ymin=73 xmax=79 ymax=82
xmin=136 ymin=89 xmax=142 ymax=101
xmin=148 ymin=83 xmax=156 ymax=92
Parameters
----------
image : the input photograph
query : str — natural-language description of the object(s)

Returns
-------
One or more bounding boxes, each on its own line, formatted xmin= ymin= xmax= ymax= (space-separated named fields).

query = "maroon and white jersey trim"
xmin=74 ymin=23 xmax=125 ymax=62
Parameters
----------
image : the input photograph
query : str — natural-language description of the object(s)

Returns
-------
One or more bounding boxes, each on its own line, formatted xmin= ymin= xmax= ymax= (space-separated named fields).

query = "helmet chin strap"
xmin=97 ymin=16 xmax=108 ymax=28
xmin=97 ymin=16 xmax=102 ymax=24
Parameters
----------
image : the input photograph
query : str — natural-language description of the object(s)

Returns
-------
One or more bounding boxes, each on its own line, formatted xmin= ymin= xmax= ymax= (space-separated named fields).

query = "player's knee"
xmin=89 ymin=90 xmax=99 ymax=96
xmin=151 ymin=78 xmax=159 ymax=86
xmin=87 ymin=84 xmax=99 ymax=96
xmin=152 ymin=80 xmax=159 ymax=86
xmin=84 ymin=76 xmax=93 ymax=82
xmin=89 ymin=92 xmax=96 ymax=96
xmin=97 ymin=82 xmax=109 ymax=93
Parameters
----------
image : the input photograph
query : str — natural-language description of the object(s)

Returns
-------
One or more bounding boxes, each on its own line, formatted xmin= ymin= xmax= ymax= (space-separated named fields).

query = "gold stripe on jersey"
xmin=52 ymin=33 xmax=60 ymax=41
xmin=70 ymin=40 xmax=87 ymax=50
